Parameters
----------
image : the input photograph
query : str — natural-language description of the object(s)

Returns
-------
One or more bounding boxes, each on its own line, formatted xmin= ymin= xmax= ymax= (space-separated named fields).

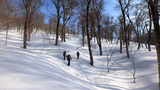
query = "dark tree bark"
xmin=97 ymin=19 xmax=102 ymax=55
xmin=147 ymin=3 xmax=152 ymax=51
xmin=118 ymin=16 xmax=123 ymax=53
xmin=82 ymin=23 xmax=85 ymax=47
xmin=55 ymin=0 xmax=60 ymax=46
xmin=23 ymin=0 xmax=32 ymax=49
xmin=50 ymin=0 xmax=61 ymax=46
xmin=86 ymin=0 xmax=93 ymax=66
xmin=61 ymin=0 xmax=75 ymax=42
xmin=27 ymin=0 xmax=43 ymax=41
xmin=136 ymin=24 xmax=141 ymax=50
xmin=93 ymin=0 xmax=103 ymax=55
xmin=126 ymin=10 xmax=141 ymax=50
xmin=146 ymin=0 xmax=160 ymax=88
xmin=118 ymin=0 xmax=130 ymax=58
xmin=89 ymin=13 xmax=95 ymax=40
xmin=61 ymin=14 xmax=66 ymax=42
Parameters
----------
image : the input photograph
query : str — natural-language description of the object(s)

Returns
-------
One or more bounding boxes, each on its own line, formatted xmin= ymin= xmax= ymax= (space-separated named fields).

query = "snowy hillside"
xmin=0 ymin=30 xmax=158 ymax=90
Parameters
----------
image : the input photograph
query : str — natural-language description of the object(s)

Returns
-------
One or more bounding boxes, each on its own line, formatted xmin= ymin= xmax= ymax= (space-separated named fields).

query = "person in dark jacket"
xmin=63 ymin=51 xmax=66 ymax=60
xmin=66 ymin=55 xmax=71 ymax=66
xmin=76 ymin=52 xmax=80 ymax=59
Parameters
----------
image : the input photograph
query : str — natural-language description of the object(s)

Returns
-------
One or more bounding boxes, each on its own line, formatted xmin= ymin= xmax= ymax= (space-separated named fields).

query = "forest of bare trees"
xmin=0 ymin=0 xmax=160 ymax=88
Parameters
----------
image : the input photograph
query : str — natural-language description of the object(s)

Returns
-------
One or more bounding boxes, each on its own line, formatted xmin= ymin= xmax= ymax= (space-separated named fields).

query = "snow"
xmin=0 ymin=30 xmax=158 ymax=90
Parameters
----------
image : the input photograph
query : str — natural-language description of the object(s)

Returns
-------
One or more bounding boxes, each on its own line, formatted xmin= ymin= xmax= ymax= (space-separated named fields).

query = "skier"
xmin=76 ymin=52 xmax=80 ymax=59
xmin=63 ymin=51 xmax=66 ymax=60
xmin=66 ymin=55 xmax=71 ymax=66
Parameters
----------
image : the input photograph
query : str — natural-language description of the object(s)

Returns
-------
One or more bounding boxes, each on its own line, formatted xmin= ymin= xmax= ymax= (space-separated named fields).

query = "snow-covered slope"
xmin=0 ymin=30 xmax=158 ymax=90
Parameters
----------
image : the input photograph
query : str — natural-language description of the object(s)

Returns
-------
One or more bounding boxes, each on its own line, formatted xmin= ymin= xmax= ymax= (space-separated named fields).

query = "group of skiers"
xmin=63 ymin=51 xmax=80 ymax=66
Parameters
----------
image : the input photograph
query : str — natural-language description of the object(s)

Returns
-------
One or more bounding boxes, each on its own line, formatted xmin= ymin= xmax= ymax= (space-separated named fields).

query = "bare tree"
xmin=27 ymin=0 xmax=43 ymax=41
xmin=134 ymin=9 xmax=145 ymax=50
xmin=80 ymin=16 xmax=86 ymax=47
xmin=103 ymin=15 xmax=114 ymax=43
xmin=86 ymin=0 xmax=94 ymax=66
xmin=106 ymin=47 xmax=124 ymax=72
xmin=92 ymin=0 xmax=103 ymax=55
xmin=50 ymin=0 xmax=61 ymax=46
xmin=78 ymin=2 xmax=86 ymax=47
xmin=146 ymin=3 xmax=152 ymax=51
xmin=0 ymin=0 xmax=5 ymax=26
xmin=22 ymin=0 xmax=43 ymax=49
xmin=128 ymin=48 xmax=136 ymax=83
xmin=48 ymin=16 xmax=57 ymax=35
xmin=0 ymin=0 xmax=17 ymax=45
xmin=118 ymin=0 xmax=131 ymax=58
xmin=61 ymin=0 xmax=76 ymax=42
xmin=128 ymin=46 xmax=151 ymax=83
xmin=33 ymin=12 xmax=45 ymax=32
xmin=23 ymin=0 xmax=33 ymax=49
xmin=145 ymin=0 xmax=160 ymax=88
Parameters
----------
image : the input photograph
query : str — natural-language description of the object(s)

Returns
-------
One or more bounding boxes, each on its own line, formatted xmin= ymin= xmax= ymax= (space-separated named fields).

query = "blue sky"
xmin=40 ymin=0 xmax=120 ymax=24
xmin=104 ymin=0 xmax=120 ymax=18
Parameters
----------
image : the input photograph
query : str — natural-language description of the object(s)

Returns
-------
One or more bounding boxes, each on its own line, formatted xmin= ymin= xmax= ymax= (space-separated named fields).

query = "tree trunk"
xmin=23 ymin=19 xmax=27 ymax=49
xmin=97 ymin=21 xmax=102 ymax=55
xmin=64 ymin=27 xmax=66 ymax=42
xmin=23 ymin=1 xmax=32 ymax=49
xmin=147 ymin=0 xmax=160 ymax=88
xmin=61 ymin=20 xmax=65 ymax=42
xmin=148 ymin=4 xmax=152 ymax=51
xmin=61 ymin=13 xmax=66 ymax=42
xmin=55 ymin=17 xmax=60 ymax=46
xmin=120 ymin=29 xmax=122 ymax=53
xmin=108 ymin=31 xmax=110 ymax=42
xmin=148 ymin=28 xmax=151 ymax=51
xmin=122 ymin=12 xmax=130 ymax=58
xmin=82 ymin=25 xmax=85 ymax=47
xmin=86 ymin=0 xmax=93 ymax=66
xmin=90 ymin=14 xmax=94 ymax=40
xmin=94 ymin=28 xmax=96 ymax=42
xmin=55 ymin=1 xmax=60 ymax=46
xmin=119 ymin=0 xmax=130 ymax=58
xmin=127 ymin=28 xmax=130 ymax=46
xmin=95 ymin=8 xmax=103 ymax=55
xmin=143 ymin=27 xmax=148 ymax=49
xmin=137 ymin=36 xmax=140 ymax=50
xmin=77 ymin=24 xmax=79 ymax=36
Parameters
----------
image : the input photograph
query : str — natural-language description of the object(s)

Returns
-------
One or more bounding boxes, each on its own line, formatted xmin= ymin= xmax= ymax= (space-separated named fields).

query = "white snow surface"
xmin=0 ymin=30 xmax=158 ymax=90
